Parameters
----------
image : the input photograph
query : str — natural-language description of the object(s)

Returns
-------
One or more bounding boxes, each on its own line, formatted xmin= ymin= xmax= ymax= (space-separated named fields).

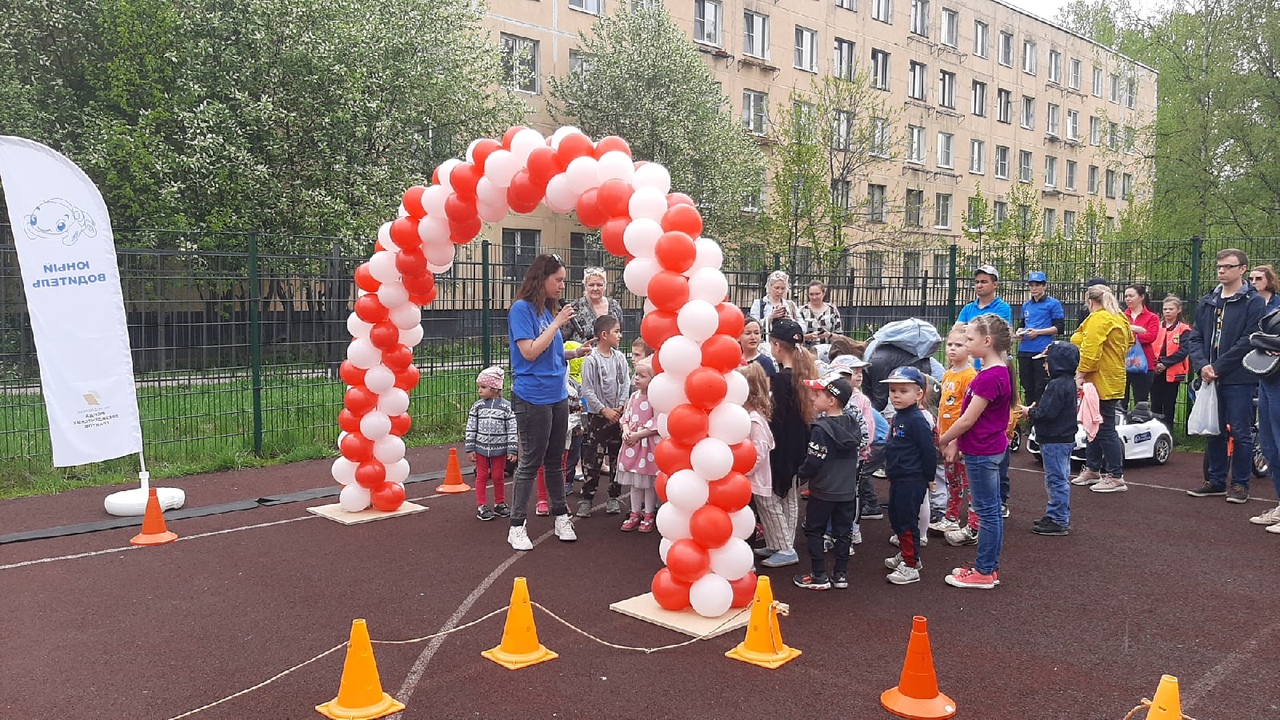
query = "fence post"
xmin=947 ymin=243 xmax=959 ymax=324
xmin=482 ymin=239 xmax=492 ymax=368
xmin=248 ymin=231 xmax=263 ymax=456
xmin=773 ymin=253 xmax=781 ymax=273
xmin=1189 ymin=235 xmax=1203 ymax=301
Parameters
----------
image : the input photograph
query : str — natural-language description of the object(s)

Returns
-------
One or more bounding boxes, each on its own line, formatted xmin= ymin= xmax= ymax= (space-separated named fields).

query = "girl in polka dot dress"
xmin=617 ymin=358 xmax=659 ymax=532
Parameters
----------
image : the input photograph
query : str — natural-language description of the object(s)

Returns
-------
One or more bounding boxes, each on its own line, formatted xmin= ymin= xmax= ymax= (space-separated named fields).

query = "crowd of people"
xmin=467 ymin=251 xmax=1280 ymax=591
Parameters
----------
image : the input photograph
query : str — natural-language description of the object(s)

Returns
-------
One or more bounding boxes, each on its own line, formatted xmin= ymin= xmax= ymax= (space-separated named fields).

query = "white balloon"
xmin=677 ymin=300 xmax=720 ymax=342
xmin=396 ymin=205 xmax=408 ymax=220
xmin=331 ymin=457 xmax=358 ymax=485
xmin=724 ymin=369 xmax=750 ymax=406
xmin=364 ymin=365 xmax=396 ymax=394
xmin=623 ymin=257 xmax=661 ymax=297
xmin=665 ymin=469 xmax=709 ymax=511
xmin=550 ymin=125 xmax=581 ymax=149
xmin=658 ymin=537 xmax=673 ymax=564
xmin=477 ymin=201 xmax=508 ymax=223
xmin=648 ymin=372 xmax=689 ymax=414
xmin=377 ymin=388 xmax=411 ymax=416
xmin=417 ymin=214 xmax=450 ymax=245
xmin=424 ymin=238 xmax=455 ymax=267
xmin=369 ymin=251 xmax=400 ymax=284
xmin=656 ymin=411 xmax=670 ymax=438
xmin=347 ymin=338 xmax=381 ymax=369
xmin=688 ymin=237 xmax=724 ymax=274
xmin=436 ymin=159 xmax=462 ymax=192
xmin=360 ymin=411 xmax=392 ymax=440
xmin=709 ymin=539 xmax=755 ymax=580
xmin=687 ymin=267 xmax=728 ymax=305
xmin=339 ymin=483 xmax=372 ymax=512
xmin=658 ymin=335 xmax=702 ymax=378
xmin=377 ymin=281 xmax=409 ymax=310
xmin=633 ymin=162 xmax=672 ymax=195
xmin=347 ymin=313 xmax=373 ymax=339
xmin=689 ymin=573 xmax=733 ymax=618
xmin=390 ymin=303 xmax=422 ymax=330
xmin=510 ymin=128 xmax=546 ymax=162
xmin=376 ymin=222 xmax=393 ymax=246
xmin=655 ymin=502 xmax=692 ymax=541
xmin=384 ymin=458 xmax=411 ymax=484
xmin=565 ymin=156 xmax=601 ymax=195
xmin=628 ymin=187 xmax=667 ymax=222
xmin=623 ymin=217 xmax=663 ymax=258
xmin=399 ymin=325 xmax=424 ymax=347
xmin=544 ymin=174 xmax=577 ymax=214
xmin=421 ymin=186 xmax=448 ymax=216
xmin=708 ymin=403 xmax=751 ymax=444
xmin=484 ymin=149 xmax=520 ymax=188
xmin=426 ymin=259 xmax=454 ymax=274
xmin=643 ymin=298 xmax=657 ymax=314
xmin=596 ymin=151 xmax=635 ymax=184
xmin=691 ymin=437 xmax=733 ymax=479
xmin=373 ymin=434 xmax=406 ymax=464
xmin=729 ymin=506 xmax=757 ymax=539
xmin=475 ymin=177 xmax=506 ymax=207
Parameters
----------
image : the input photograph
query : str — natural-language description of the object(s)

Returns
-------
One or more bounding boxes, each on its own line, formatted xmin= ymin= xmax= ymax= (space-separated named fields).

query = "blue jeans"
xmin=1258 ymin=380 xmax=1280 ymax=498
xmin=1040 ymin=443 xmax=1073 ymax=526
xmin=999 ymin=448 xmax=1011 ymax=503
xmin=1205 ymin=383 xmax=1257 ymax=490
xmin=965 ymin=453 xmax=1004 ymax=575
xmin=511 ymin=394 xmax=569 ymax=523
xmin=1085 ymin=399 xmax=1124 ymax=477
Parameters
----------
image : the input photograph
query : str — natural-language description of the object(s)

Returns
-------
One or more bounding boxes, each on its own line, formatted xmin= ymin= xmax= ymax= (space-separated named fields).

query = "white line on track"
xmin=1182 ymin=620 xmax=1280 ymax=710
xmin=1009 ymin=464 xmax=1278 ymax=504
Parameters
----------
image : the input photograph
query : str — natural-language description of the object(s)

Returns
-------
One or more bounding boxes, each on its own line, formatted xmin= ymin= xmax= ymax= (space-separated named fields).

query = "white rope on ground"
xmin=370 ymin=606 xmax=509 ymax=645
xmin=531 ymin=601 xmax=750 ymax=654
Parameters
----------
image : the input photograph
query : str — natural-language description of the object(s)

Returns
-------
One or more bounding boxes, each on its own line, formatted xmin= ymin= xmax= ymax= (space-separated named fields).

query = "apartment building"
xmin=481 ymin=0 xmax=1156 ymax=274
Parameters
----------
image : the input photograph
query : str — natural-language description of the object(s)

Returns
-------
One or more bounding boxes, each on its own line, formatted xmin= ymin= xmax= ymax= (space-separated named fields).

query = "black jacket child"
xmin=884 ymin=405 xmax=936 ymax=483
xmin=1028 ymin=343 xmax=1080 ymax=444
xmin=796 ymin=413 xmax=862 ymax=502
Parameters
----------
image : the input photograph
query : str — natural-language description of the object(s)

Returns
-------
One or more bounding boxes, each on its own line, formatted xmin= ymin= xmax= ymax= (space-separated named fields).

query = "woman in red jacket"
xmin=1123 ymin=284 xmax=1160 ymax=406
xmin=1151 ymin=295 xmax=1192 ymax=424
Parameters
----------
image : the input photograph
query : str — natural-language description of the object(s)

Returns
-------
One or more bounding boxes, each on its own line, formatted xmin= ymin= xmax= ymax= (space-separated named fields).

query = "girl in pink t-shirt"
xmin=617 ymin=359 xmax=659 ymax=532
xmin=938 ymin=314 xmax=1017 ymax=590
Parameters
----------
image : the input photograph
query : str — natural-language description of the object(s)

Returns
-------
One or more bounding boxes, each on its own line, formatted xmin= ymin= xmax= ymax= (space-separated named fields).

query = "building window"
xmin=1108 ymin=73 xmax=1120 ymax=103
xmin=836 ymin=0 xmax=855 ymax=10
xmin=967 ymin=196 xmax=985 ymax=231
xmin=932 ymin=253 xmax=949 ymax=280
xmin=795 ymin=26 xmax=818 ymax=71
xmin=694 ymin=0 xmax=722 ymax=46
xmin=1020 ymin=95 xmax=1035 ymax=129
xmin=1105 ymin=168 xmax=1117 ymax=198
xmin=997 ymin=88 xmax=1012 ymax=123
xmin=903 ymin=251 xmax=922 ymax=286
xmin=1126 ymin=77 xmax=1137 ymax=108
xmin=872 ymin=0 xmax=892 ymax=23
xmin=993 ymin=200 xmax=1008 ymax=227
xmin=1108 ymin=121 xmax=1119 ymax=149
xmin=994 ymin=145 xmax=1009 ymax=178
xmin=833 ymin=38 xmax=856 ymax=80
xmin=970 ymin=139 xmax=985 ymax=174
xmin=1069 ymin=58 xmax=1082 ymax=89
xmin=1124 ymin=125 xmax=1136 ymax=153
xmin=1044 ymin=155 xmax=1057 ymax=188
xmin=1063 ymin=210 xmax=1076 ymax=237
xmin=1019 ymin=204 xmax=1033 ymax=235
xmin=569 ymin=0 xmax=603 ymax=14
xmin=1088 ymin=165 xmax=1099 ymax=194
xmin=1090 ymin=115 xmax=1101 ymax=145
xmin=908 ymin=61 xmax=928 ymax=100
xmin=569 ymin=49 xmax=592 ymax=76
xmin=939 ymin=70 xmax=956 ymax=108
xmin=868 ymin=184 xmax=887 ymax=222
xmin=503 ymin=228 xmax=541 ymax=279
xmin=833 ymin=109 xmax=855 ymax=150
xmin=999 ymin=31 xmax=1013 ymax=66
xmin=1043 ymin=208 xmax=1056 ymax=238
xmin=870 ymin=49 xmax=891 ymax=89
xmin=1066 ymin=109 xmax=1079 ymax=140
xmin=1022 ymin=40 xmax=1037 ymax=74
xmin=743 ymin=11 xmax=769 ymax=59
xmin=866 ymin=251 xmax=886 ymax=287
xmin=870 ymin=116 xmax=890 ymax=156
xmin=1019 ymin=150 xmax=1033 ymax=183
xmin=906 ymin=189 xmax=925 ymax=226
xmin=1046 ymin=103 xmax=1060 ymax=137
xmin=500 ymin=34 xmax=540 ymax=93
xmin=1065 ymin=160 xmax=1077 ymax=190
xmin=973 ymin=20 xmax=989 ymax=57
xmin=831 ymin=178 xmax=852 ymax=209
xmin=1092 ymin=66 xmax=1103 ymax=97
xmin=907 ymin=125 xmax=925 ymax=163
xmin=935 ymin=193 xmax=952 ymax=228
xmin=972 ymin=80 xmax=987 ymax=116
xmin=742 ymin=89 xmax=767 ymax=134
xmin=1121 ymin=172 xmax=1133 ymax=198
xmin=791 ymin=100 xmax=816 ymax=142
xmin=911 ymin=0 xmax=930 ymax=36
xmin=1048 ymin=49 xmax=1062 ymax=83
xmin=937 ymin=132 xmax=954 ymax=168
xmin=941 ymin=8 xmax=958 ymax=46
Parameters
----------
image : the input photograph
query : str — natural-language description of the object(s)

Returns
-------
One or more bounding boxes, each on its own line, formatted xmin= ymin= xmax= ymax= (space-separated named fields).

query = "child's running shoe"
xmin=1031 ymin=517 xmax=1069 ymax=536
xmin=889 ymin=533 xmax=928 ymax=547
xmin=621 ymin=512 xmax=642 ymax=532
xmin=574 ymin=499 xmax=590 ymax=517
xmin=944 ymin=526 xmax=978 ymax=546
xmin=886 ymin=564 xmax=921 ymax=585
xmin=605 ymin=497 xmax=623 ymax=514
xmin=945 ymin=567 xmax=999 ymax=589
xmin=793 ymin=573 xmax=832 ymax=590
xmin=638 ymin=513 xmax=655 ymax=533
xmin=823 ymin=534 xmax=835 ymax=553
xmin=760 ymin=549 xmax=799 ymax=567
xmin=494 ymin=503 xmax=511 ymax=518
xmin=928 ymin=517 xmax=961 ymax=534
xmin=536 ymin=500 xmax=551 ymax=516
xmin=831 ymin=572 xmax=849 ymax=589
xmin=851 ymin=529 xmax=863 ymax=545
xmin=753 ymin=546 xmax=778 ymax=557
xmin=860 ymin=505 xmax=885 ymax=520
xmin=476 ymin=505 xmax=496 ymax=521
xmin=884 ymin=553 xmax=923 ymax=570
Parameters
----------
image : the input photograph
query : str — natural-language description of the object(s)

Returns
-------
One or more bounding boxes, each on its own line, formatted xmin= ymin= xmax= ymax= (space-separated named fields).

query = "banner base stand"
xmin=609 ymin=592 xmax=748 ymax=638
xmin=307 ymin=501 xmax=428 ymax=525
xmin=104 ymin=487 xmax=185 ymax=517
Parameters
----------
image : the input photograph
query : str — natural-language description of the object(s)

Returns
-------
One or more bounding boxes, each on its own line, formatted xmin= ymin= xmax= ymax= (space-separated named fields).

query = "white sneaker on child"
xmin=508 ymin=523 xmax=533 ymax=551
xmin=554 ymin=514 xmax=577 ymax=542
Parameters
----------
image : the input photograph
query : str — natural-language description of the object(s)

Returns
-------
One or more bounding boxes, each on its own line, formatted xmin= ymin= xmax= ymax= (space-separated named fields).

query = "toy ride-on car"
xmin=1027 ymin=401 xmax=1173 ymax=466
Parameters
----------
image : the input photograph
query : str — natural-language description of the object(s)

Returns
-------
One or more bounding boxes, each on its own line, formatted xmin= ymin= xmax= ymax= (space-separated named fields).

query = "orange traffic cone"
xmin=725 ymin=575 xmax=801 ymax=669
xmin=481 ymin=577 xmax=558 ymax=670
xmin=130 ymin=487 xmax=178 ymax=546
xmin=436 ymin=448 xmax=471 ymax=494
xmin=316 ymin=619 xmax=405 ymax=720
xmin=1144 ymin=675 xmax=1183 ymax=720
xmin=881 ymin=616 xmax=956 ymax=719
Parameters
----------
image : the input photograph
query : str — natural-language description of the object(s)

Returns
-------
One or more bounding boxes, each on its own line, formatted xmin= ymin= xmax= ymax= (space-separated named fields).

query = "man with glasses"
xmin=1185 ymin=248 xmax=1268 ymax=504
xmin=1016 ymin=271 xmax=1064 ymax=404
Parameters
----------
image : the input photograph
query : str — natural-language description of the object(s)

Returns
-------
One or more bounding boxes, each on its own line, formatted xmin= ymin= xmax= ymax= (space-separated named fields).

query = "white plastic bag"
xmin=1186 ymin=380 xmax=1220 ymax=436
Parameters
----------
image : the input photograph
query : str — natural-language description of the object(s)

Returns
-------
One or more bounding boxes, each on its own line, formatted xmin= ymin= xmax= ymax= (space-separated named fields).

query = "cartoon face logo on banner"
xmin=23 ymin=198 xmax=98 ymax=246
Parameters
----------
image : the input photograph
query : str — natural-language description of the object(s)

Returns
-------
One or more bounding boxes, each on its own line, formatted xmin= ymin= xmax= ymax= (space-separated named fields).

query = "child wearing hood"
xmin=1023 ymin=342 xmax=1081 ymax=536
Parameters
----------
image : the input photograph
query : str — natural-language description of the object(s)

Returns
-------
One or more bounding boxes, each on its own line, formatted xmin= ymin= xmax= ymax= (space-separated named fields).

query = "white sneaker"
xmin=507 ymin=523 xmax=533 ymax=551
xmin=554 ymin=514 xmax=577 ymax=542
xmin=1090 ymin=475 xmax=1128 ymax=493
xmin=928 ymin=517 xmax=961 ymax=534
xmin=884 ymin=553 xmax=924 ymax=570
xmin=1267 ymin=523 xmax=1280 ymax=535
xmin=1248 ymin=505 xmax=1280 ymax=526
xmin=886 ymin=564 xmax=921 ymax=585
xmin=1070 ymin=468 xmax=1102 ymax=486
xmin=851 ymin=530 xmax=863 ymax=545
xmin=889 ymin=534 xmax=927 ymax=547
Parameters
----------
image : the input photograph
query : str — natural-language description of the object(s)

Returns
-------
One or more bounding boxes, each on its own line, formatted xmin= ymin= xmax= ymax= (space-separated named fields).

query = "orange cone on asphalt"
xmin=436 ymin=448 xmax=471 ymax=494
xmin=881 ymin=616 xmax=956 ymax=719
xmin=130 ymin=487 xmax=178 ymax=546
xmin=482 ymin=577 xmax=557 ymax=670
xmin=1144 ymin=675 xmax=1183 ymax=720
xmin=315 ymin=619 xmax=404 ymax=720
xmin=725 ymin=575 xmax=801 ymax=669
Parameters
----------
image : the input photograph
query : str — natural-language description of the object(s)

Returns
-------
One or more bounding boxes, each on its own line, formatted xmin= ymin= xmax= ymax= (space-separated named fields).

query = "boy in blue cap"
xmin=1022 ymin=342 xmax=1080 ymax=535
xmin=881 ymin=366 xmax=938 ymax=585
xmin=1016 ymin=271 xmax=1065 ymax=404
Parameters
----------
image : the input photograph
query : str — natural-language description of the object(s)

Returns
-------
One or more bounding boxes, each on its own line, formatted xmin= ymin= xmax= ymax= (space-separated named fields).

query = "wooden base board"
xmin=608 ymin=592 xmax=748 ymax=639
xmin=306 ymin=501 xmax=429 ymax=525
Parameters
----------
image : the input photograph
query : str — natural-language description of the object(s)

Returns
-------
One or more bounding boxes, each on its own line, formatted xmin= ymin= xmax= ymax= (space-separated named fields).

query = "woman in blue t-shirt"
xmin=505 ymin=254 xmax=594 ymax=551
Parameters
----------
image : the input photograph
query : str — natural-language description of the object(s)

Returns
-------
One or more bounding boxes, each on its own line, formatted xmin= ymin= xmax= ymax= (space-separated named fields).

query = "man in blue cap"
xmin=1016 ymin=271 xmax=1065 ymax=404
xmin=957 ymin=265 xmax=1014 ymax=325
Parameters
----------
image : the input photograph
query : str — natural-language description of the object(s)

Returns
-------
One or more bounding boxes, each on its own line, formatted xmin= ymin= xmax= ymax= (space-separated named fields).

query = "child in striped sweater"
xmin=466 ymin=366 xmax=518 ymax=521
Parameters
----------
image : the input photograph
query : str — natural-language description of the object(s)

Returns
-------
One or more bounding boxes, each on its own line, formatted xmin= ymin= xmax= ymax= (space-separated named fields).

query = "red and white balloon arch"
xmin=331 ymin=126 xmax=758 ymax=617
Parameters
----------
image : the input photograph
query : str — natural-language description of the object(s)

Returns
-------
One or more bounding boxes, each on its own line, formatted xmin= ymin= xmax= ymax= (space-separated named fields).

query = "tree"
xmin=547 ymin=4 xmax=765 ymax=245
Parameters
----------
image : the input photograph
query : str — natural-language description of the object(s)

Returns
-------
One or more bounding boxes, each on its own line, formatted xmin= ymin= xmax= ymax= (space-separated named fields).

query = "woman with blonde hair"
xmin=1070 ymin=284 xmax=1135 ymax=494
xmin=749 ymin=270 xmax=800 ymax=342
xmin=564 ymin=266 xmax=624 ymax=344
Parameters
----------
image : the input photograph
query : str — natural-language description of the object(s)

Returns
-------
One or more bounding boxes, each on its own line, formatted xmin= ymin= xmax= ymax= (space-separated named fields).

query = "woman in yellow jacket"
xmin=1070 ymin=284 xmax=1135 ymax=493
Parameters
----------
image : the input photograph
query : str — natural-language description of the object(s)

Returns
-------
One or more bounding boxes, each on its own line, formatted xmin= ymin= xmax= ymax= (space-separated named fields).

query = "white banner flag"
xmin=0 ymin=136 xmax=143 ymax=466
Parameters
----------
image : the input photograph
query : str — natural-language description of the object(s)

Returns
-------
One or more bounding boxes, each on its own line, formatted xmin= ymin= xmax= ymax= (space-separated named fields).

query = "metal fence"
xmin=1 ymin=226 xmax=1276 ymax=470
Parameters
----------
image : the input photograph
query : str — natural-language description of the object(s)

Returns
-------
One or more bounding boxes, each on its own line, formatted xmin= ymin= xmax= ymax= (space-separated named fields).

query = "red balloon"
xmin=354 ymin=263 xmax=380 ymax=293
xmin=730 ymin=440 xmax=758 ymax=474
xmin=685 ymin=367 xmax=728 ymax=410
xmin=507 ymin=170 xmax=543 ymax=214
xmin=395 ymin=249 xmax=427 ymax=278
xmin=394 ymin=364 xmax=420 ymax=390
xmin=729 ymin=572 xmax=758 ymax=608
xmin=371 ymin=481 xmax=406 ymax=511
xmin=472 ymin=138 xmax=501 ymax=171
xmin=354 ymin=294 xmax=389 ymax=324
xmin=339 ymin=361 xmax=366 ymax=387
xmin=556 ymin=132 xmax=594 ymax=166
xmin=647 ymin=270 xmax=689 ymax=312
xmin=338 ymin=409 xmax=361 ymax=434
xmin=526 ymin=146 xmax=562 ymax=186
xmin=389 ymin=413 xmax=412 ymax=436
xmin=444 ymin=193 xmax=476 ymax=224
xmin=661 ymin=203 xmax=704 ymax=237
xmin=667 ymin=192 xmax=695 ymax=208
xmin=700 ymin=334 xmax=743 ymax=373
xmin=655 ymin=471 xmax=670 ymax=503
xmin=596 ymin=179 xmax=634 ymax=218
xmin=708 ymin=472 xmax=753 ymax=513
xmin=409 ymin=287 xmax=437 ymax=306
xmin=716 ymin=302 xmax=745 ymax=338
xmin=344 ymin=386 xmax=379 ymax=414
xmin=402 ymin=271 xmax=435 ymax=298
xmin=594 ymin=135 xmax=632 ymax=158
xmin=666 ymin=539 xmax=711 ymax=583
xmin=689 ymin=505 xmax=733 ymax=549
xmin=369 ymin=321 xmax=400 ymax=350
xmin=402 ymin=186 xmax=427 ymax=218
xmin=450 ymin=162 xmax=481 ymax=200
xmin=449 ymin=214 xmax=482 ymax=243
xmin=390 ymin=217 xmax=419 ymax=248
xmin=355 ymin=460 xmax=386 ymax=488
xmin=655 ymin=231 xmax=696 ymax=273
xmin=382 ymin=345 xmax=414 ymax=371
xmin=601 ymin=216 xmax=630 ymax=257
xmin=666 ymin=404 xmax=709 ymax=444
xmin=502 ymin=126 xmax=526 ymax=148
xmin=640 ymin=310 xmax=680 ymax=350
xmin=340 ymin=432 xmax=374 ymax=462
xmin=654 ymin=438 xmax=694 ymax=474
xmin=651 ymin=352 xmax=664 ymax=374
xmin=575 ymin=188 xmax=608 ymax=229
xmin=651 ymin=568 xmax=691 ymax=611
